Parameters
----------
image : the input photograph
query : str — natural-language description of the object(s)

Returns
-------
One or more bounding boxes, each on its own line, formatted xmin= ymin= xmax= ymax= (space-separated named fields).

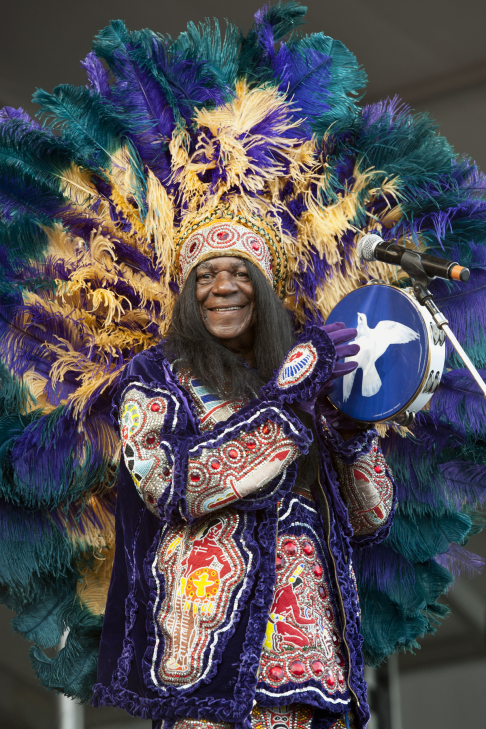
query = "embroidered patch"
xmin=251 ymin=704 xmax=313 ymax=729
xmin=152 ymin=509 xmax=248 ymax=687
xmin=333 ymin=440 xmax=394 ymax=535
xmin=259 ymin=533 xmax=347 ymax=693
xmin=178 ymin=370 xmax=247 ymax=431
xmin=120 ymin=388 xmax=174 ymax=514
xmin=186 ymin=420 xmax=299 ymax=517
xmin=277 ymin=343 xmax=318 ymax=389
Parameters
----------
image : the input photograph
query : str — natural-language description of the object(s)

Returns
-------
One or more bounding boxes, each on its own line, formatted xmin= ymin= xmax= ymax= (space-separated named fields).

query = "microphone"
xmin=358 ymin=234 xmax=470 ymax=282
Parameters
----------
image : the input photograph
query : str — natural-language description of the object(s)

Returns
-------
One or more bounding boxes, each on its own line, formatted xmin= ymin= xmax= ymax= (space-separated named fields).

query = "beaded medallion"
xmin=277 ymin=344 xmax=318 ymax=389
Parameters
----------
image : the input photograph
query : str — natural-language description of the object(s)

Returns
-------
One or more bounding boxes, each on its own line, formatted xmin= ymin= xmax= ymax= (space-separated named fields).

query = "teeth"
xmin=212 ymin=306 xmax=243 ymax=311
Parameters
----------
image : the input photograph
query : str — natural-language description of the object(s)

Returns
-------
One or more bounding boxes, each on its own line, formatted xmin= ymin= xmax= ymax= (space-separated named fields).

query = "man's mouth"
xmin=209 ymin=305 xmax=245 ymax=312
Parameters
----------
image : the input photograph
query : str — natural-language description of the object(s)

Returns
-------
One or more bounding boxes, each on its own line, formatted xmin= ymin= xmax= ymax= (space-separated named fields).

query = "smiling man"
xmin=95 ymin=216 xmax=396 ymax=729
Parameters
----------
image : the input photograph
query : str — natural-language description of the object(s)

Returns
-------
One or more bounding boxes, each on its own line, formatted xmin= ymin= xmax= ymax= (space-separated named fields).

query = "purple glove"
xmin=295 ymin=322 xmax=359 ymax=416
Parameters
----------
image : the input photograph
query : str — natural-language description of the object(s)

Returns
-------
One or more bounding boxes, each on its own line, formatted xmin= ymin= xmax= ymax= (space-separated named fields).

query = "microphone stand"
xmin=399 ymin=250 xmax=486 ymax=400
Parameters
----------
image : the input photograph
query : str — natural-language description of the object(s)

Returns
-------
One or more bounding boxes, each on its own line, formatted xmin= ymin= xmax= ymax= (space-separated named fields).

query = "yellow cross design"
xmin=193 ymin=571 xmax=215 ymax=598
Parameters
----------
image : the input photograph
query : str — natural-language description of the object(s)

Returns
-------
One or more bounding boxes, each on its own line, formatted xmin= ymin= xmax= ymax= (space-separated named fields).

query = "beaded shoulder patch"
xmin=277 ymin=343 xmax=317 ymax=389
xmin=120 ymin=386 xmax=176 ymax=514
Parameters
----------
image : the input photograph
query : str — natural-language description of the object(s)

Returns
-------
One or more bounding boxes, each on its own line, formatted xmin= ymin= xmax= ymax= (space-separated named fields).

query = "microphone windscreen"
xmin=357 ymin=234 xmax=384 ymax=261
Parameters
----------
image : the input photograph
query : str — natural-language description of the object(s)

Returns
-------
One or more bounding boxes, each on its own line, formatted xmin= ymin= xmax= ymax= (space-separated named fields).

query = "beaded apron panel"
xmin=151 ymin=509 xmax=250 ymax=688
xmin=259 ymin=533 xmax=347 ymax=694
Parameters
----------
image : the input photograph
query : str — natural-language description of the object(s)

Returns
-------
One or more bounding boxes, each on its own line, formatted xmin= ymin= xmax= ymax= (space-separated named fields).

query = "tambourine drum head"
xmin=326 ymin=285 xmax=429 ymax=422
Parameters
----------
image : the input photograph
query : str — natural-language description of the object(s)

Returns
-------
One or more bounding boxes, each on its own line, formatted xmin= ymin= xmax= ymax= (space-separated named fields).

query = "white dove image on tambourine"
xmin=326 ymin=283 xmax=446 ymax=423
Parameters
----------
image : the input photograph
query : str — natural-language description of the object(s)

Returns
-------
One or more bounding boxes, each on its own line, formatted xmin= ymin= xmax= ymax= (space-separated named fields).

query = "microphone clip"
xmin=398 ymin=249 xmax=433 ymax=306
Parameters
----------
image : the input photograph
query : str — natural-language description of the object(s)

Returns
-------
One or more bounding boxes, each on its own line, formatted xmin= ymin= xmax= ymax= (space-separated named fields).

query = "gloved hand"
xmin=294 ymin=322 xmax=359 ymax=416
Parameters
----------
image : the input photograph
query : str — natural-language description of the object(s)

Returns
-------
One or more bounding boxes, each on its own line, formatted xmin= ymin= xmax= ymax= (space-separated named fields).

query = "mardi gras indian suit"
xmin=1 ymin=4 xmax=486 ymax=729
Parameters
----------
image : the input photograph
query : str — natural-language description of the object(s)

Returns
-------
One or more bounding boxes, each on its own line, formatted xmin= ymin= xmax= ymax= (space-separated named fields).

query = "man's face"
xmin=195 ymin=257 xmax=256 ymax=347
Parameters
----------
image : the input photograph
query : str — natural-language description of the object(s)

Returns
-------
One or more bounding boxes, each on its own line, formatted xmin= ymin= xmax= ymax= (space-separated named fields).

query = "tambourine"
xmin=325 ymin=283 xmax=445 ymax=423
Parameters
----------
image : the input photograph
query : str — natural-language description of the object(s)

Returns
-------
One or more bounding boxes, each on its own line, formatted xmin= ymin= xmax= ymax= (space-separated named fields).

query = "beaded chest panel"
xmin=151 ymin=509 xmax=251 ymax=688
xmin=259 ymin=532 xmax=347 ymax=695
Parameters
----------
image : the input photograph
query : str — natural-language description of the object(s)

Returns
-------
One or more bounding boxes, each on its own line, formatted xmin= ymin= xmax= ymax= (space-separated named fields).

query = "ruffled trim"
xmin=261 ymin=327 xmax=336 ymax=404
xmin=319 ymin=418 xmax=376 ymax=466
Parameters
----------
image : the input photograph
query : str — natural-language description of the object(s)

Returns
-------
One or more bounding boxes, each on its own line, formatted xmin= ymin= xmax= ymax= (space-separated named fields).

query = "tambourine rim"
xmin=326 ymin=282 xmax=433 ymax=423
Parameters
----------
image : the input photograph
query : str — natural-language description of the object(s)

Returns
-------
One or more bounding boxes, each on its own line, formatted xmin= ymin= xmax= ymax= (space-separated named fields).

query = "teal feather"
xmin=30 ymin=601 xmax=103 ymax=703
xmin=32 ymin=84 xmax=129 ymax=170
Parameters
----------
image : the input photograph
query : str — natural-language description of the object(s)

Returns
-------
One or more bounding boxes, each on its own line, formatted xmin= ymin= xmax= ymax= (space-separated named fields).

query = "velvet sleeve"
xmin=118 ymin=381 xmax=313 ymax=523
xmin=332 ymin=437 xmax=397 ymax=546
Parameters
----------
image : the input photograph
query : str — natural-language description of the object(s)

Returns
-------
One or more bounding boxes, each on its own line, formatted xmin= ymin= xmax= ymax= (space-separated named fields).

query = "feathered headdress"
xmin=1 ymin=1 xmax=486 ymax=701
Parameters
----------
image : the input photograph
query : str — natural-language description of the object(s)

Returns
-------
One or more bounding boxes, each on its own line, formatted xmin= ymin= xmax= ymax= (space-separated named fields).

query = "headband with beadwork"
xmin=175 ymin=208 xmax=288 ymax=293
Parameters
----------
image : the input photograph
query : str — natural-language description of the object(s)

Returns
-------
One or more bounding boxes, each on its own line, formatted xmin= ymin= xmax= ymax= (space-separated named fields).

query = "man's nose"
xmin=211 ymin=272 xmax=238 ymax=295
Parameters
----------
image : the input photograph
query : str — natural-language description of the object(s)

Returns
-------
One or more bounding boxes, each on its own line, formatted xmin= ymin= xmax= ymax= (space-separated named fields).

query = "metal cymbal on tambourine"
xmin=325 ymin=283 xmax=446 ymax=423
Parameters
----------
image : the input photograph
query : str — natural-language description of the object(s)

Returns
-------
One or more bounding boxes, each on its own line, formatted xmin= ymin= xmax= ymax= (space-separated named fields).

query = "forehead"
xmin=196 ymin=256 xmax=248 ymax=274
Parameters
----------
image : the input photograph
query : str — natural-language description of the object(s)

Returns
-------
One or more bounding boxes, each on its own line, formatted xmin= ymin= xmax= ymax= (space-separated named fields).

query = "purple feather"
xmin=81 ymin=53 xmax=112 ymax=98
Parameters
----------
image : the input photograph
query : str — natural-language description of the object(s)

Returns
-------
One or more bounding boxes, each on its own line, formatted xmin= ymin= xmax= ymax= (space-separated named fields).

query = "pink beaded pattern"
xmin=152 ymin=510 xmax=247 ymax=687
xmin=120 ymin=388 xmax=174 ymax=515
xmin=178 ymin=222 xmax=273 ymax=286
xmin=186 ymin=420 xmax=300 ymax=517
xmin=259 ymin=533 xmax=347 ymax=694
xmin=277 ymin=343 xmax=318 ymax=389
xmin=333 ymin=439 xmax=394 ymax=536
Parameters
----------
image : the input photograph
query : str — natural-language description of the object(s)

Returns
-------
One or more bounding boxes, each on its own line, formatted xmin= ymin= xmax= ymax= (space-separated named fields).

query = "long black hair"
xmin=163 ymin=259 xmax=295 ymax=398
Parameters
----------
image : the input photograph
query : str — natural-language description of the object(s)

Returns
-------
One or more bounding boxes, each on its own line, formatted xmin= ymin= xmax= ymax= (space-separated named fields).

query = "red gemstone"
xmin=251 ymin=241 xmax=260 ymax=251
xmin=150 ymin=402 xmax=161 ymax=412
xmin=318 ymin=585 xmax=328 ymax=600
xmin=374 ymin=465 xmax=382 ymax=474
xmin=314 ymin=563 xmax=323 ymax=578
xmin=311 ymin=660 xmax=324 ymax=676
xmin=269 ymin=665 xmax=284 ymax=681
xmin=325 ymin=671 xmax=336 ymax=688
xmin=145 ymin=434 xmax=156 ymax=446
xmin=284 ymin=541 xmax=297 ymax=556
xmin=163 ymin=467 xmax=170 ymax=477
xmin=276 ymin=555 xmax=284 ymax=569
xmin=189 ymin=241 xmax=197 ymax=253
xmin=332 ymin=632 xmax=339 ymax=645
xmin=302 ymin=541 xmax=313 ymax=556
xmin=338 ymin=671 xmax=345 ymax=685
xmin=336 ymin=653 xmax=345 ymax=667
xmin=325 ymin=607 xmax=334 ymax=621
xmin=246 ymin=439 xmax=257 ymax=449
xmin=147 ymin=494 xmax=155 ymax=504
xmin=262 ymin=425 xmax=270 ymax=435
xmin=228 ymin=449 xmax=238 ymax=459
xmin=290 ymin=660 xmax=305 ymax=677
xmin=217 ymin=231 xmax=229 ymax=240
xmin=211 ymin=459 xmax=221 ymax=470
xmin=190 ymin=473 xmax=200 ymax=482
